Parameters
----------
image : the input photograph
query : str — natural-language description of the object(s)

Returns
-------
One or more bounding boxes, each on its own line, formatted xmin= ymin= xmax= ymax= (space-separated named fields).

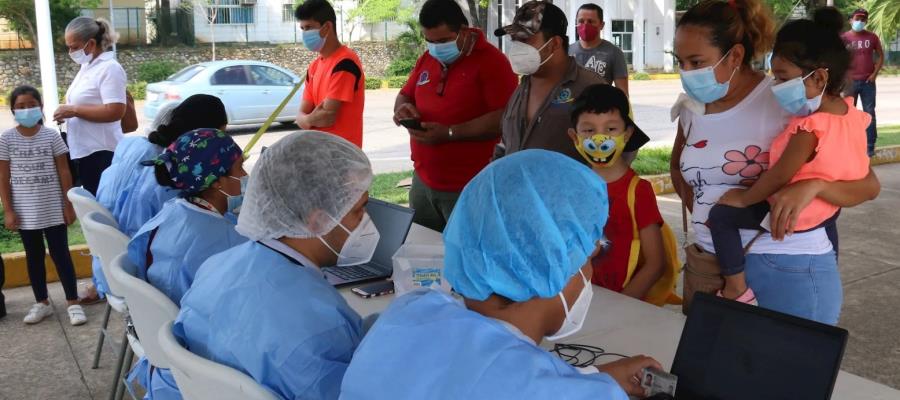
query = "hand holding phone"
xmin=399 ymin=118 xmax=425 ymax=131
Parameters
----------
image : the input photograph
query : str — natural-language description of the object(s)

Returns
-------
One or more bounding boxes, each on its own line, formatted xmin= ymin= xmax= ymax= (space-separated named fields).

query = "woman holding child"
xmin=670 ymin=0 xmax=879 ymax=324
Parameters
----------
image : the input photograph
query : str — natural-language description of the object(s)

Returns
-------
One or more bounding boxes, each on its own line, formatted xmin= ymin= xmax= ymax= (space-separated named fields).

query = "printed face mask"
xmin=573 ymin=133 xmax=627 ymax=168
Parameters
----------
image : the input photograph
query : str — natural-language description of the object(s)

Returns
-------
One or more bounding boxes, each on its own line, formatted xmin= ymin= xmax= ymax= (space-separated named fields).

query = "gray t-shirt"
xmin=0 ymin=126 xmax=69 ymax=230
xmin=568 ymin=40 xmax=628 ymax=84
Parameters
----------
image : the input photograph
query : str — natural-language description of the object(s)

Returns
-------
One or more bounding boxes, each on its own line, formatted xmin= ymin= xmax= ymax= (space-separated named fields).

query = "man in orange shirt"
xmin=295 ymin=0 xmax=366 ymax=147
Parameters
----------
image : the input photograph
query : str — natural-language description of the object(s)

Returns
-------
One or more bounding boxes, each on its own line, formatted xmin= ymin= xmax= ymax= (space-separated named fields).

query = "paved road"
xmin=232 ymin=75 xmax=900 ymax=173
xmin=1 ymin=76 xmax=896 ymax=174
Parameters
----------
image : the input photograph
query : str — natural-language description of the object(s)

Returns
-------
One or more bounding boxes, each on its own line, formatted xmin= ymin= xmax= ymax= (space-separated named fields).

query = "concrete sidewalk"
xmin=1 ymin=164 xmax=899 ymax=399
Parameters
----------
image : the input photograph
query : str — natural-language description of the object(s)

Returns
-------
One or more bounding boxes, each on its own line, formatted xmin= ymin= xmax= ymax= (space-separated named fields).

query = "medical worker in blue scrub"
xmin=126 ymin=128 xmax=248 ymax=399
xmin=340 ymin=150 xmax=662 ymax=400
xmin=172 ymin=131 xmax=378 ymax=400
xmin=84 ymin=95 xmax=228 ymax=302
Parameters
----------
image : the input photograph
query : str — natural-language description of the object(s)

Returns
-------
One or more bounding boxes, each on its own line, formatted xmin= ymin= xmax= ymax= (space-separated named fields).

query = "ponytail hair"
xmin=678 ymin=0 xmax=775 ymax=66
xmin=153 ymin=163 xmax=177 ymax=189
xmin=773 ymin=7 xmax=850 ymax=96
xmin=66 ymin=16 xmax=119 ymax=51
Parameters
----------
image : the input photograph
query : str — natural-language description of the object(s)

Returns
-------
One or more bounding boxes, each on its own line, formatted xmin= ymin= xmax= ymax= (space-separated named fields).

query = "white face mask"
xmin=319 ymin=212 xmax=381 ymax=267
xmin=545 ymin=269 xmax=593 ymax=341
xmin=69 ymin=42 xmax=94 ymax=65
xmin=505 ymin=39 xmax=554 ymax=75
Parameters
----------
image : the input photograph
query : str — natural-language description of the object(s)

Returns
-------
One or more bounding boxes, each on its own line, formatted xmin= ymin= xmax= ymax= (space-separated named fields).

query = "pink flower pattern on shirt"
xmin=722 ymin=145 xmax=769 ymax=179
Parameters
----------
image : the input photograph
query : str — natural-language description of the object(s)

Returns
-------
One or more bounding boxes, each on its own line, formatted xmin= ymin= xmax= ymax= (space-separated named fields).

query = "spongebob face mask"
xmin=574 ymin=133 xmax=627 ymax=168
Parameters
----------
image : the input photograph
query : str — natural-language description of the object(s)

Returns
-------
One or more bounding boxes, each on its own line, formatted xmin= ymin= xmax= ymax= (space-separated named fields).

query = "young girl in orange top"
xmin=709 ymin=7 xmax=870 ymax=305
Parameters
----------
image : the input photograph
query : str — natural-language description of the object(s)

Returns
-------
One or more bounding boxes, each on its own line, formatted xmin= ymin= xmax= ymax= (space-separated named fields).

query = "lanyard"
xmin=189 ymin=197 xmax=221 ymax=214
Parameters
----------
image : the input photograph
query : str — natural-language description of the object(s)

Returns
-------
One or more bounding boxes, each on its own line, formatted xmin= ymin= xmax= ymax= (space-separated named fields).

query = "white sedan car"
xmin=144 ymin=60 xmax=304 ymax=126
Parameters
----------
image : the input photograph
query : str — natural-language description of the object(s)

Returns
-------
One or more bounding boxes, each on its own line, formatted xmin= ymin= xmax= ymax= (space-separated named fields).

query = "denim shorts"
xmin=744 ymin=251 xmax=842 ymax=325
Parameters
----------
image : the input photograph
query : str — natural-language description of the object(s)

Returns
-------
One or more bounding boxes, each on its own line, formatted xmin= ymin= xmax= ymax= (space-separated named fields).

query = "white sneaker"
xmin=23 ymin=303 xmax=53 ymax=324
xmin=67 ymin=304 xmax=87 ymax=326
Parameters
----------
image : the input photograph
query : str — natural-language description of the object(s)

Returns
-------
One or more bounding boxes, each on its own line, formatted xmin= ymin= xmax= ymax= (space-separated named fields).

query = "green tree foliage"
xmin=350 ymin=0 xmax=401 ymax=23
xmin=865 ymin=0 xmax=900 ymax=42
xmin=0 ymin=0 xmax=100 ymax=48
xmin=386 ymin=16 xmax=425 ymax=76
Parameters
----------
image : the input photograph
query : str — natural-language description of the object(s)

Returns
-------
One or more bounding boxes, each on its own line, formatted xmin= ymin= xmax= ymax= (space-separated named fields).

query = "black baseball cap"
xmin=494 ymin=1 xmax=568 ymax=42
xmin=570 ymin=84 xmax=650 ymax=152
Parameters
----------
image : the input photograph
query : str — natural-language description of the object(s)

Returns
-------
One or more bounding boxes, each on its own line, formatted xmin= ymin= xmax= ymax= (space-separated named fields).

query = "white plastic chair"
xmin=68 ymin=187 xmax=125 ymax=373
xmin=68 ymin=187 xmax=115 ymax=224
xmin=80 ymin=211 xmax=135 ymax=400
xmin=109 ymin=253 xmax=179 ymax=369
xmin=158 ymin=321 xmax=278 ymax=400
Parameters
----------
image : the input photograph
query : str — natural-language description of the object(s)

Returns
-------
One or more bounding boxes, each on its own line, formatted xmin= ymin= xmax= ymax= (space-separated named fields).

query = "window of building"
xmin=611 ymin=19 xmax=634 ymax=65
xmin=208 ymin=0 xmax=255 ymax=25
xmin=283 ymin=3 xmax=295 ymax=22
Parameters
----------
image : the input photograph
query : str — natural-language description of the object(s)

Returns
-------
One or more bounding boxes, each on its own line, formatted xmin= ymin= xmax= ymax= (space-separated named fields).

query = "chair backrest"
xmin=157 ymin=321 xmax=278 ymax=400
xmin=81 ymin=211 xmax=130 ymax=296
xmin=67 ymin=187 xmax=116 ymax=224
xmin=110 ymin=253 xmax=179 ymax=368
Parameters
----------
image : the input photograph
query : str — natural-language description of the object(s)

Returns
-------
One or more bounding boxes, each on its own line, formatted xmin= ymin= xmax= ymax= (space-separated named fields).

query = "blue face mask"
xmin=679 ymin=49 xmax=738 ymax=104
xmin=427 ymin=34 xmax=461 ymax=65
xmin=220 ymin=175 xmax=247 ymax=215
xmin=302 ymin=28 xmax=327 ymax=52
xmin=771 ymin=70 xmax=827 ymax=116
xmin=851 ymin=20 xmax=866 ymax=32
xmin=14 ymin=107 xmax=42 ymax=128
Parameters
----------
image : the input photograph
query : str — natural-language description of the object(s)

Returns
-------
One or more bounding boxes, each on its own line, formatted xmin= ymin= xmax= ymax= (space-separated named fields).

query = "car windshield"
xmin=168 ymin=66 xmax=206 ymax=83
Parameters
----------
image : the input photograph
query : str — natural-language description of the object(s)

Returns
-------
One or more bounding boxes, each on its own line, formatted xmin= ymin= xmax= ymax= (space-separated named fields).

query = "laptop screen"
xmin=671 ymin=293 xmax=847 ymax=400
xmin=365 ymin=199 xmax=414 ymax=269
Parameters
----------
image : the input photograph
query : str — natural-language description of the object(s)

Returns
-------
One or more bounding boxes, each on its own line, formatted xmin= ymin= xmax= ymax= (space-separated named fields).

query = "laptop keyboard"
xmin=327 ymin=265 xmax=380 ymax=281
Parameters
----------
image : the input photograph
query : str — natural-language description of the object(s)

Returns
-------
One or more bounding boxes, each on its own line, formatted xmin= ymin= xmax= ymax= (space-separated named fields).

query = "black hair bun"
xmin=813 ymin=7 xmax=844 ymax=35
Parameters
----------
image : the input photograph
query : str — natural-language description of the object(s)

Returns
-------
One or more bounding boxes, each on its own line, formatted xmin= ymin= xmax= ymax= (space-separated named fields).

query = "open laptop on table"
xmin=322 ymin=198 xmax=414 ymax=287
xmin=661 ymin=292 xmax=848 ymax=400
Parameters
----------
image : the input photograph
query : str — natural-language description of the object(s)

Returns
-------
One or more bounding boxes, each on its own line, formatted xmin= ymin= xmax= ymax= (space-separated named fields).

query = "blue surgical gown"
xmin=91 ymin=137 xmax=162 ymax=297
xmin=339 ymin=290 xmax=629 ymax=400
xmin=128 ymin=198 xmax=248 ymax=306
xmin=173 ymin=241 xmax=364 ymax=400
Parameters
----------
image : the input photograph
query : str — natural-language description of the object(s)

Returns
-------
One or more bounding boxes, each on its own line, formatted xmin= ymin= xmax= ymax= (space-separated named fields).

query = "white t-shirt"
xmin=64 ymin=51 xmax=127 ymax=159
xmin=0 ymin=126 xmax=69 ymax=230
xmin=677 ymin=76 xmax=832 ymax=255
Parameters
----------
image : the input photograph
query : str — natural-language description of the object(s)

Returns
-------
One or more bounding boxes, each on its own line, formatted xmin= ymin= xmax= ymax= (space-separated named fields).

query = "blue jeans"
xmin=850 ymin=80 xmax=877 ymax=156
xmin=744 ymin=252 xmax=842 ymax=325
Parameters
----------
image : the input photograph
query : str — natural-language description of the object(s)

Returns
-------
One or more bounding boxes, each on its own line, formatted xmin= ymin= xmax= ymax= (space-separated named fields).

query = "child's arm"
xmin=621 ymin=224 xmax=665 ymax=300
xmin=670 ymin=125 xmax=693 ymax=213
xmin=719 ymin=131 xmax=818 ymax=208
xmin=0 ymin=160 xmax=16 ymax=230
xmin=55 ymin=155 xmax=76 ymax=225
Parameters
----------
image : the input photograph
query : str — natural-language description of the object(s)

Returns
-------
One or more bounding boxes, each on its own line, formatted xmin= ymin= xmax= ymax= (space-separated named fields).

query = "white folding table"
xmin=339 ymin=224 xmax=900 ymax=399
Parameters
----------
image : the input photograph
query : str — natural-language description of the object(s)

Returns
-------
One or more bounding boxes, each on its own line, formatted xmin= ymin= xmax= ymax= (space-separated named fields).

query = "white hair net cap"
xmin=145 ymin=102 xmax=177 ymax=135
xmin=236 ymin=131 xmax=373 ymax=241
xmin=443 ymin=150 xmax=609 ymax=302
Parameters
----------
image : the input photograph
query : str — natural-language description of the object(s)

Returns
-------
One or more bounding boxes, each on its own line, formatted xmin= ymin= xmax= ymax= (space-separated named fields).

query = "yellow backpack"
xmin=620 ymin=175 xmax=683 ymax=307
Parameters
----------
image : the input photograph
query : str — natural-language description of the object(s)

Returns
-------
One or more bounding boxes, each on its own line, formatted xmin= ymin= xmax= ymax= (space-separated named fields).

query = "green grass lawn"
xmin=0 ymin=204 xmax=85 ymax=253
xmin=877 ymin=125 xmax=900 ymax=146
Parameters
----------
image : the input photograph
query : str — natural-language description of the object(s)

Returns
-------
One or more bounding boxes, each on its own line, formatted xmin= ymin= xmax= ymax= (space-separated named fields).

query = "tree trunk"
xmin=464 ymin=0 xmax=488 ymax=31
xmin=159 ymin=0 xmax=173 ymax=45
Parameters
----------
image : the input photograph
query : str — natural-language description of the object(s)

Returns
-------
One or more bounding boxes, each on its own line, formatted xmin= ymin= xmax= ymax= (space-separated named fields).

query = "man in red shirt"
xmin=394 ymin=0 xmax=518 ymax=232
xmin=295 ymin=0 xmax=365 ymax=147
xmin=842 ymin=8 xmax=884 ymax=156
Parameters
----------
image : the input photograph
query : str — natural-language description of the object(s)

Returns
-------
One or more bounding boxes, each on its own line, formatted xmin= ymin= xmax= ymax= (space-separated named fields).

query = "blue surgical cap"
xmin=443 ymin=150 xmax=609 ymax=302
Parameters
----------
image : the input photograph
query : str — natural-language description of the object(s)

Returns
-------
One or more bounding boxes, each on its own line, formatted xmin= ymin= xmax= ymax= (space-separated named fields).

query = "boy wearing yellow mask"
xmin=568 ymin=84 xmax=672 ymax=303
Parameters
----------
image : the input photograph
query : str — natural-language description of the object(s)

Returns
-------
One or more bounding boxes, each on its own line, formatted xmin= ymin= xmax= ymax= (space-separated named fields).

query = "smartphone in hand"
xmin=399 ymin=118 xmax=425 ymax=131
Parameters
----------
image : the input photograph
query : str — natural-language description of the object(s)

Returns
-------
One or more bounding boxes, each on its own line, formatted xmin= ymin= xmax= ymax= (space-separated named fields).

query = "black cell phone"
xmin=399 ymin=118 xmax=425 ymax=131
xmin=351 ymin=280 xmax=395 ymax=298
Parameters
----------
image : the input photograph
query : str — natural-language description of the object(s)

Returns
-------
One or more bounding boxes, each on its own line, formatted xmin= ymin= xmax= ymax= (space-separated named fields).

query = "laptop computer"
xmin=667 ymin=292 xmax=848 ymax=400
xmin=322 ymin=198 xmax=414 ymax=287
